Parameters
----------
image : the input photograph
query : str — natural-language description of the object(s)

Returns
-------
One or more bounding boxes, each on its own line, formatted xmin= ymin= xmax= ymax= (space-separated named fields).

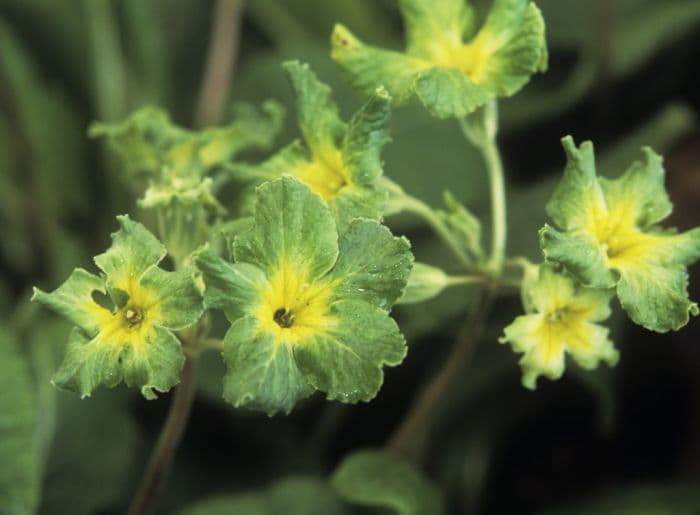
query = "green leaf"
xmin=178 ymin=476 xmax=347 ymax=515
xmin=222 ymin=316 xmax=313 ymax=416
xmin=540 ymin=136 xmax=700 ymax=332
xmin=234 ymin=176 xmax=338 ymax=280
xmin=331 ymin=449 xmax=445 ymax=515
xmin=0 ymin=330 xmax=40 ymax=515
xmin=331 ymin=0 xmax=547 ymax=118
xmin=330 ymin=219 xmax=413 ymax=310
xmin=295 ymin=300 xmax=406 ymax=403
xmin=397 ymin=262 xmax=452 ymax=305
xmin=40 ymin=390 xmax=141 ymax=515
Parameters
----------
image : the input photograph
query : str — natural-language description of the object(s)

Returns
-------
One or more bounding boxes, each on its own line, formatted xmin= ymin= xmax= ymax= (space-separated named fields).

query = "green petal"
xmin=330 ymin=185 xmax=387 ymax=232
xmin=139 ymin=266 xmax=203 ymax=330
xmin=616 ymin=229 xmax=700 ymax=332
xmin=197 ymin=101 xmax=284 ymax=168
xmin=331 ymin=24 xmax=428 ymax=105
xmin=399 ymin=0 xmax=476 ymax=57
xmin=121 ymin=326 xmax=185 ymax=399
xmin=194 ymin=247 xmax=266 ymax=322
xmin=53 ymin=325 xmax=184 ymax=400
xmin=89 ymin=107 xmax=182 ymax=175
xmin=294 ymin=300 xmax=406 ymax=403
xmin=31 ymin=268 xmax=107 ymax=336
xmin=546 ymin=137 xmax=606 ymax=231
xmin=598 ymin=147 xmax=672 ymax=229
xmin=413 ymin=66 xmax=491 ymax=119
xmin=228 ymin=140 xmax=308 ymax=182
xmin=283 ymin=61 xmax=347 ymax=156
xmin=222 ymin=316 xmax=313 ymax=415
xmin=90 ymin=102 xmax=283 ymax=177
xmin=342 ymin=86 xmax=391 ymax=185
xmin=233 ymin=177 xmax=338 ymax=281
xmin=94 ymin=215 xmax=166 ymax=293
xmin=540 ymin=224 xmax=617 ymax=288
xmin=330 ymin=219 xmax=413 ymax=310
xmin=502 ymin=266 xmax=618 ymax=389
xmin=476 ymin=2 xmax=548 ymax=95
xmin=52 ymin=328 xmax=123 ymax=397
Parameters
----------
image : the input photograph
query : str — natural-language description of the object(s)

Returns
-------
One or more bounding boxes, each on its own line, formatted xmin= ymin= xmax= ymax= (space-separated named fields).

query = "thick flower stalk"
xmin=195 ymin=177 xmax=413 ymax=415
xmin=32 ymin=216 xmax=203 ymax=398
xmin=331 ymin=0 xmax=547 ymax=118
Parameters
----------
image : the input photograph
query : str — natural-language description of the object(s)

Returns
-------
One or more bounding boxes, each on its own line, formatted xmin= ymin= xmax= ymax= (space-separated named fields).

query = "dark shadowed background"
xmin=1 ymin=0 xmax=700 ymax=514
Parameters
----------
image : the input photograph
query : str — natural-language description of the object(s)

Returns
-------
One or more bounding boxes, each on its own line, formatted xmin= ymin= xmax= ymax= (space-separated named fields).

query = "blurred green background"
xmin=2 ymin=0 xmax=700 ymax=514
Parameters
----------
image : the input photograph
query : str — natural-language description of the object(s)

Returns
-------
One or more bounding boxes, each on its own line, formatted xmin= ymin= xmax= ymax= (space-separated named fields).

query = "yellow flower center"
xmin=255 ymin=260 xmax=337 ymax=345
xmin=427 ymin=28 xmax=504 ymax=83
xmin=293 ymin=148 xmax=349 ymax=200
xmin=585 ymin=201 xmax=663 ymax=270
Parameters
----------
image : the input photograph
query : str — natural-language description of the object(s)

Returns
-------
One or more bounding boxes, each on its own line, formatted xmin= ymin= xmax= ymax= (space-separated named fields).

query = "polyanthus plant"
xmin=195 ymin=176 xmax=413 ymax=415
xmin=540 ymin=136 xmax=700 ymax=333
xmin=230 ymin=61 xmax=392 ymax=229
xmin=331 ymin=0 xmax=547 ymax=118
xmin=500 ymin=265 xmax=618 ymax=389
xmin=31 ymin=215 xmax=203 ymax=399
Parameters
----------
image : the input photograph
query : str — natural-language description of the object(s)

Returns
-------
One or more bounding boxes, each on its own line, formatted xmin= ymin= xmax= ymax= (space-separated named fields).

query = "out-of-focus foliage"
xmin=1 ymin=0 xmax=700 ymax=514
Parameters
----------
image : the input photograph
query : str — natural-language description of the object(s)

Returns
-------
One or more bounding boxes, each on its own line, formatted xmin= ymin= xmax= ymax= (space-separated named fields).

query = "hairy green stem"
xmin=481 ymin=135 xmax=507 ymax=271
xmin=386 ymin=288 xmax=496 ymax=459
xmin=126 ymin=357 xmax=198 ymax=515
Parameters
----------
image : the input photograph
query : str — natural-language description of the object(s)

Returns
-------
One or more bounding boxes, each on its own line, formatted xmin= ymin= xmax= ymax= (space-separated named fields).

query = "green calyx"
xmin=230 ymin=61 xmax=392 ymax=230
xmin=540 ymin=136 xmax=700 ymax=332
xmin=331 ymin=0 xmax=548 ymax=118
xmin=195 ymin=177 xmax=413 ymax=415
xmin=31 ymin=215 xmax=204 ymax=399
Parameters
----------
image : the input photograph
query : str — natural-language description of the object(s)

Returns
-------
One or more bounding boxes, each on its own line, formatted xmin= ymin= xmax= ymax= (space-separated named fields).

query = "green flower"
xmin=90 ymin=102 xmax=283 ymax=179
xmin=32 ymin=216 xmax=203 ymax=399
xmin=331 ymin=0 xmax=547 ymax=118
xmin=231 ymin=61 xmax=391 ymax=230
xmin=540 ymin=136 xmax=700 ymax=332
xmin=195 ymin=177 xmax=413 ymax=415
xmin=500 ymin=265 xmax=617 ymax=389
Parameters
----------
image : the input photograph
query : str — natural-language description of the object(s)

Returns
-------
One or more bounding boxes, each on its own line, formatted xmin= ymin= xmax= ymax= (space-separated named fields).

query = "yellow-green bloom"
xmin=32 ymin=216 xmax=203 ymax=398
xmin=231 ymin=61 xmax=391 ymax=230
xmin=500 ymin=266 xmax=617 ymax=389
xmin=331 ymin=0 xmax=547 ymax=118
xmin=195 ymin=177 xmax=413 ymax=415
xmin=540 ymin=136 xmax=700 ymax=332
